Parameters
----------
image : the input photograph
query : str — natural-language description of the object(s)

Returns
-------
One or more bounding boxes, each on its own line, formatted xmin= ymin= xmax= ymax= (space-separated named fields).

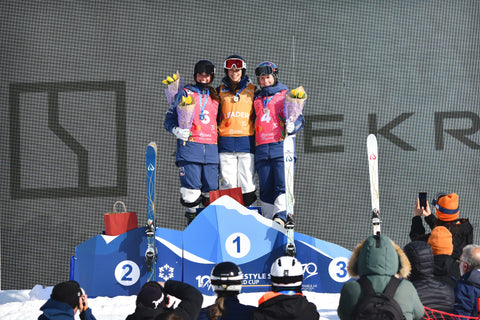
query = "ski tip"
xmin=367 ymin=135 xmax=378 ymax=152
xmin=147 ymin=142 xmax=157 ymax=151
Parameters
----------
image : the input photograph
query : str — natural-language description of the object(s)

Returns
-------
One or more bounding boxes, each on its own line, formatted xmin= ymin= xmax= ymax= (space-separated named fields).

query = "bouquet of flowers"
xmin=284 ymin=86 xmax=307 ymax=124
xmin=163 ymin=71 xmax=183 ymax=106
xmin=177 ymin=95 xmax=196 ymax=144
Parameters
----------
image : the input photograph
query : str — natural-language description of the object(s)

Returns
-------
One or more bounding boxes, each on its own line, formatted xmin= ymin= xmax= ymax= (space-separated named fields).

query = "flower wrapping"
xmin=284 ymin=86 xmax=307 ymax=124
xmin=177 ymin=96 xmax=196 ymax=130
xmin=164 ymin=71 xmax=183 ymax=106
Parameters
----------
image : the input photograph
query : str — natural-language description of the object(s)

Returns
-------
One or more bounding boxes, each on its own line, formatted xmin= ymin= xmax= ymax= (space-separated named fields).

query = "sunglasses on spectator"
xmin=224 ymin=58 xmax=246 ymax=70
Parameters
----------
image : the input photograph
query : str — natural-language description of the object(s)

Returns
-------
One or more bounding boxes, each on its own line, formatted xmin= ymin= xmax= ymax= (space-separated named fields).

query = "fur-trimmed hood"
xmin=348 ymin=235 xmax=411 ymax=279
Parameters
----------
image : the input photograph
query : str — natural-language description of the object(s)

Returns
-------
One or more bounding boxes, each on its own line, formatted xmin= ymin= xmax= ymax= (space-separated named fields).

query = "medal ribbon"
xmin=233 ymin=82 xmax=247 ymax=102
xmin=195 ymin=88 xmax=209 ymax=120
xmin=263 ymin=92 xmax=277 ymax=113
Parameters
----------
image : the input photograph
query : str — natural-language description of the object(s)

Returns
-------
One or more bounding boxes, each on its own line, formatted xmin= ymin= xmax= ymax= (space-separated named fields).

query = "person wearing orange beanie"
xmin=428 ymin=226 xmax=454 ymax=255
xmin=410 ymin=192 xmax=473 ymax=260
xmin=435 ymin=193 xmax=460 ymax=222
xmin=426 ymin=226 xmax=461 ymax=287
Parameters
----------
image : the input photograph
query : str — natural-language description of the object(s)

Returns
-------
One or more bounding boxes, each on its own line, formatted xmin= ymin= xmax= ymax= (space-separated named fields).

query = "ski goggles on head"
xmin=224 ymin=58 xmax=246 ymax=70
xmin=431 ymin=192 xmax=448 ymax=207
xmin=255 ymin=63 xmax=277 ymax=77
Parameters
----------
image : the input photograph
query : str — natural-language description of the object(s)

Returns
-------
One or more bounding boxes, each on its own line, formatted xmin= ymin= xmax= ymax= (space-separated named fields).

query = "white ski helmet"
xmin=270 ymin=256 xmax=304 ymax=289
xmin=210 ymin=261 xmax=243 ymax=293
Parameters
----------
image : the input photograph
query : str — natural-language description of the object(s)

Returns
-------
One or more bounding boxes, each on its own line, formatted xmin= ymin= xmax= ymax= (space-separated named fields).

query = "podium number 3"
xmin=328 ymin=257 xmax=351 ymax=283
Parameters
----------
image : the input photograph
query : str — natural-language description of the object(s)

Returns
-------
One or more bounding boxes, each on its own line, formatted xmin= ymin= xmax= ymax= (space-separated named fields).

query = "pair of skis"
xmin=145 ymin=135 xmax=378 ymax=268
xmin=145 ymin=138 xmax=297 ymax=265
xmin=284 ymin=133 xmax=380 ymax=258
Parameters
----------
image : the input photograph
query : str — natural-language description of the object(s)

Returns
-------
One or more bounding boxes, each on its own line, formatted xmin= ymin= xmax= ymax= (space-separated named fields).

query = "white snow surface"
xmin=0 ymin=285 xmax=340 ymax=319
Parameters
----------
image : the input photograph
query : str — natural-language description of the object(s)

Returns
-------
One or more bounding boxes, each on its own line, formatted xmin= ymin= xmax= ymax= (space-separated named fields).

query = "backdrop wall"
xmin=1 ymin=0 xmax=479 ymax=289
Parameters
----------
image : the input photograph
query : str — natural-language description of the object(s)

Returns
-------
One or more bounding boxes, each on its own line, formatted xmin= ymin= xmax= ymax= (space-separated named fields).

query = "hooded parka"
xmin=337 ymin=235 xmax=424 ymax=320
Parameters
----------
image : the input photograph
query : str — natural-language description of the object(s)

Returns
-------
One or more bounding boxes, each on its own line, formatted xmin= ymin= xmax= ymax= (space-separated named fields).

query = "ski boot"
xmin=285 ymin=214 xmax=296 ymax=256
xmin=273 ymin=216 xmax=285 ymax=227
xmin=185 ymin=212 xmax=197 ymax=226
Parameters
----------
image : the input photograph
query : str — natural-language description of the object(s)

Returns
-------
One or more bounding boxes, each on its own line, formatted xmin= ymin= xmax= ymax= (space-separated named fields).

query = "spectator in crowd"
xmin=126 ymin=281 xmax=167 ymax=320
xmin=157 ymin=280 xmax=203 ymax=320
xmin=337 ymin=234 xmax=424 ymax=320
xmin=156 ymin=313 xmax=183 ymax=320
xmin=428 ymin=226 xmax=461 ymax=287
xmin=253 ymin=61 xmax=305 ymax=226
xmin=164 ymin=60 xmax=220 ymax=224
xmin=251 ymin=256 xmax=319 ymax=320
xmin=410 ymin=193 xmax=473 ymax=260
xmin=403 ymin=240 xmax=454 ymax=312
xmin=127 ymin=280 xmax=203 ymax=320
xmin=454 ymin=244 xmax=480 ymax=317
xmin=38 ymin=280 xmax=96 ymax=320
xmin=197 ymin=261 xmax=254 ymax=320
xmin=216 ymin=55 xmax=257 ymax=207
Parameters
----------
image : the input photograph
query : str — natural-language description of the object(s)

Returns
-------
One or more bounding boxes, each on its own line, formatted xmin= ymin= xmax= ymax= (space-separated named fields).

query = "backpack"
xmin=352 ymin=276 xmax=405 ymax=320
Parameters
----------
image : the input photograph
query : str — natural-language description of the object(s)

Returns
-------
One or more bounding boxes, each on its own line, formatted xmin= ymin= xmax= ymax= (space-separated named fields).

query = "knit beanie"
xmin=136 ymin=283 xmax=166 ymax=309
xmin=435 ymin=193 xmax=459 ymax=221
xmin=51 ymin=281 xmax=82 ymax=309
xmin=428 ymin=226 xmax=453 ymax=256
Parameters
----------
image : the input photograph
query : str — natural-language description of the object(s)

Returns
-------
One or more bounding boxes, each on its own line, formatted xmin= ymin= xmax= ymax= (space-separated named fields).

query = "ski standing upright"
xmin=367 ymin=134 xmax=381 ymax=236
xmin=145 ymin=142 xmax=157 ymax=281
xmin=282 ymin=86 xmax=307 ymax=256
xmin=284 ymin=134 xmax=296 ymax=256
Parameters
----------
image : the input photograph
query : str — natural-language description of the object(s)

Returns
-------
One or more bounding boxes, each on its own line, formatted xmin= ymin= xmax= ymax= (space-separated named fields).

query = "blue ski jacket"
xmin=38 ymin=298 xmax=96 ymax=320
xmin=454 ymin=268 xmax=480 ymax=317
xmin=164 ymin=84 xmax=219 ymax=165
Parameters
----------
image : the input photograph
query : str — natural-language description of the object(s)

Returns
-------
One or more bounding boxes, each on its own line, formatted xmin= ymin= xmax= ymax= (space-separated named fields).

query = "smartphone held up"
xmin=419 ymin=192 xmax=427 ymax=209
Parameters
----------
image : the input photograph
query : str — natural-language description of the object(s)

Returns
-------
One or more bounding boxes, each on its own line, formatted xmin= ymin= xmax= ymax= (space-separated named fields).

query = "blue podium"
xmin=72 ymin=196 xmax=352 ymax=297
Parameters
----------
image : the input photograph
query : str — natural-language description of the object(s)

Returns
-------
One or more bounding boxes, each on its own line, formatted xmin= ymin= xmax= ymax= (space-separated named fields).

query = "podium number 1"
xmin=226 ymin=233 xmax=251 ymax=258
xmin=233 ymin=236 xmax=241 ymax=253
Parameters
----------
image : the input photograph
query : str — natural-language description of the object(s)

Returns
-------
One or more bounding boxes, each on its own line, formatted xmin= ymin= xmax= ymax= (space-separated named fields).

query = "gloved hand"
xmin=172 ymin=127 xmax=190 ymax=141
xmin=286 ymin=121 xmax=295 ymax=134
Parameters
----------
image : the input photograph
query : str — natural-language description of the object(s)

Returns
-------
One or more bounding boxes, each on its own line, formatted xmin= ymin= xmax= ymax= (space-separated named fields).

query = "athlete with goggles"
xmin=253 ymin=61 xmax=305 ymax=226
xmin=216 ymin=55 xmax=257 ymax=206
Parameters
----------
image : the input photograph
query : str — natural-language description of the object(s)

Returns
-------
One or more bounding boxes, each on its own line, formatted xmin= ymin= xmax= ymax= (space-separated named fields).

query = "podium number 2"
xmin=122 ymin=264 xmax=133 ymax=281
xmin=115 ymin=260 xmax=140 ymax=286
xmin=226 ymin=233 xmax=250 ymax=258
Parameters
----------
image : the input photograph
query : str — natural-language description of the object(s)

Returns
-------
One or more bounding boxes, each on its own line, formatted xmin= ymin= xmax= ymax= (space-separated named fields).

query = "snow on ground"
xmin=0 ymin=285 xmax=340 ymax=320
